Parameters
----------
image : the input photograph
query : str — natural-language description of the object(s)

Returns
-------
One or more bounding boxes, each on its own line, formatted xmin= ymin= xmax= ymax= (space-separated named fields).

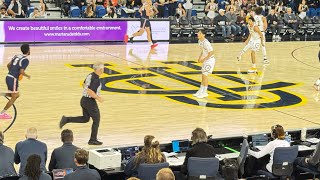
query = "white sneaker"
xmin=193 ymin=90 xmax=201 ymax=97
xmin=314 ymin=84 xmax=320 ymax=91
xmin=196 ymin=92 xmax=209 ymax=98
xmin=248 ymin=67 xmax=257 ymax=73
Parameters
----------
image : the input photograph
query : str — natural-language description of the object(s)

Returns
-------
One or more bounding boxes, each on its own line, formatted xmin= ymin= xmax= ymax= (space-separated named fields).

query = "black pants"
xmin=67 ymin=96 xmax=100 ymax=141
xmin=270 ymin=25 xmax=283 ymax=35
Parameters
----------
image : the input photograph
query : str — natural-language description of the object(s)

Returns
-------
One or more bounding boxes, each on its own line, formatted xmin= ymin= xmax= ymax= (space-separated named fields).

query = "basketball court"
xmin=0 ymin=41 xmax=319 ymax=155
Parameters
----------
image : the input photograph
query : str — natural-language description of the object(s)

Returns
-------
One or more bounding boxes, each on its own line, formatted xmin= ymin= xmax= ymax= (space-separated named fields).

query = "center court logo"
xmin=70 ymin=61 xmax=305 ymax=109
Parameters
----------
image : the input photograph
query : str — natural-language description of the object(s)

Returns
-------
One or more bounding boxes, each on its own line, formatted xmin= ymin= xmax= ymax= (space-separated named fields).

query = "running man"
xmin=0 ymin=44 xmax=31 ymax=119
xmin=254 ymin=6 xmax=268 ymax=63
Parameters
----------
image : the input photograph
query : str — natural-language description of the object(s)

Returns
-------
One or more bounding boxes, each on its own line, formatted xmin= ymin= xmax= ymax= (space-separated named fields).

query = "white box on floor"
xmin=88 ymin=148 xmax=122 ymax=169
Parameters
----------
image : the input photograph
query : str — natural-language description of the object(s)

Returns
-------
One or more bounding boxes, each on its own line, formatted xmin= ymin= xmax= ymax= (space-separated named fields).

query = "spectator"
xmin=248 ymin=125 xmax=290 ymax=173
xmin=124 ymin=135 xmax=166 ymax=177
xmin=14 ymin=127 xmax=48 ymax=175
xmin=275 ymin=1 xmax=286 ymax=15
xmin=214 ymin=9 xmax=231 ymax=39
xmin=226 ymin=7 xmax=241 ymax=38
xmin=61 ymin=0 xmax=71 ymax=17
xmin=48 ymin=129 xmax=79 ymax=171
xmin=39 ymin=0 xmax=47 ymax=16
xmin=63 ymin=149 xmax=101 ymax=180
xmin=156 ymin=168 xmax=175 ymax=180
xmin=226 ymin=0 xmax=236 ymax=12
xmin=0 ymin=131 xmax=16 ymax=178
xmin=84 ymin=4 xmax=94 ymax=17
xmin=128 ymin=177 xmax=140 ymax=180
xmin=183 ymin=0 xmax=192 ymax=21
xmin=283 ymin=7 xmax=299 ymax=39
xmin=176 ymin=3 xmax=186 ymax=18
xmin=181 ymin=128 xmax=216 ymax=175
xmin=20 ymin=0 xmax=29 ymax=18
xmin=104 ymin=0 xmax=116 ymax=18
xmin=7 ymin=0 xmax=24 ymax=17
xmin=18 ymin=154 xmax=51 ymax=180
xmin=267 ymin=8 xmax=283 ymax=41
xmin=30 ymin=7 xmax=41 ymax=18
xmin=237 ymin=9 xmax=248 ymax=39
xmin=205 ymin=0 xmax=217 ymax=19
xmin=168 ymin=0 xmax=176 ymax=16
xmin=298 ymin=0 xmax=308 ymax=19
xmin=156 ymin=0 xmax=167 ymax=18
xmin=295 ymin=141 xmax=320 ymax=172
xmin=0 ymin=6 xmax=8 ymax=18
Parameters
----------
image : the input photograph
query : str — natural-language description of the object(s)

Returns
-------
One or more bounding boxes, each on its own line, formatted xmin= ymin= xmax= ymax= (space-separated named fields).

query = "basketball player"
xmin=313 ymin=43 xmax=320 ymax=90
xmin=124 ymin=0 xmax=158 ymax=49
xmin=0 ymin=44 xmax=31 ymax=119
xmin=237 ymin=16 xmax=265 ymax=73
xmin=254 ymin=7 xmax=268 ymax=63
xmin=193 ymin=30 xmax=215 ymax=99
xmin=60 ymin=62 xmax=104 ymax=145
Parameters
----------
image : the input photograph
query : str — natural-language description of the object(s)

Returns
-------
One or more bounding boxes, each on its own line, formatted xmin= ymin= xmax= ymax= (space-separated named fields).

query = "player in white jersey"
xmin=254 ymin=7 xmax=268 ymax=63
xmin=313 ymin=43 xmax=320 ymax=91
xmin=237 ymin=16 xmax=264 ymax=73
xmin=193 ymin=30 xmax=215 ymax=98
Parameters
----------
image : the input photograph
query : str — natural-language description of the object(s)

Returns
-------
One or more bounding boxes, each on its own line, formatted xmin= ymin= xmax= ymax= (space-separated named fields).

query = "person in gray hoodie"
xmin=225 ymin=7 xmax=241 ymax=37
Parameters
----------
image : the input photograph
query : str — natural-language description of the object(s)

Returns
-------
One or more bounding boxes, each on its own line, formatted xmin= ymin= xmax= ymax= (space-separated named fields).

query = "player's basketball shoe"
xmin=313 ymin=84 xmax=320 ymax=91
xmin=196 ymin=92 xmax=208 ymax=98
xmin=263 ymin=57 xmax=269 ymax=64
xmin=0 ymin=113 xmax=12 ymax=119
xmin=248 ymin=67 xmax=257 ymax=73
xmin=151 ymin=43 xmax=158 ymax=49
xmin=193 ymin=90 xmax=201 ymax=97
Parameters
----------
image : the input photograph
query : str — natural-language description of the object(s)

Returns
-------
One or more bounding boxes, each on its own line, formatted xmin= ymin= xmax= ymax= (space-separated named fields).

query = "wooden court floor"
xmin=0 ymin=41 xmax=319 ymax=155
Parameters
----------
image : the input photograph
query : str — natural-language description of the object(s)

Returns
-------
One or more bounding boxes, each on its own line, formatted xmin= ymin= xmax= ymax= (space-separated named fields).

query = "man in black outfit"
xmin=0 ymin=131 xmax=17 ymax=178
xmin=63 ymin=149 xmax=101 ymax=180
xmin=49 ymin=129 xmax=79 ymax=171
xmin=60 ymin=62 xmax=105 ymax=145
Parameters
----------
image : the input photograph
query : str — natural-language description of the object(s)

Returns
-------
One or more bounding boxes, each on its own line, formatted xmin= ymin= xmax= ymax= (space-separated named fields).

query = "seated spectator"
xmin=61 ymin=0 xmax=71 ymax=17
xmin=0 ymin=131 xmax=17 ymax=178
xmin=7 ymin=0 xmax=24 ymax=18
xmin=156 ymin=168 xmax=175 ymax=180
xmin=18 ymin=154 xmax=51 ymax=180
xmin=295 ymin=141 xmax=320 ymax=171
xmin=205 ymin=0 xmax=217 ymax=19
xmin=156 ymin=0 xmax=167 ymax=18
xmin=213 ymin=9 xmax=232 ymax=39
xmin=283 ymin=7 xmax=299 ymax=39
xmin=30 ymin=7 xmax=41 ymax=18
xmin=298 ymin=0 xmax=308 ymax=19
xmin=124 ymin=135 xmax=166 ymax=177
xmin=267 ymin=8 xmax=283 ymax=41
xmin=49 ymin=129 xmax=79 ymax=171
xmin=248 ymin=125 xmax=290 ymax=173
xmin=128 ymin=177 xmax=140 ymax=180
xmin=225 ymin=7 xmax=241 ymax=38
xmin=226 ymin=0 xmax=236 ymax=12
xmin=275 ymin=1 xmax=286 ymax=16
xmin=39 ymin=0 xmax=48 ymax=16
xmin=84 ymin=4 xmax=95 ymax=17
xmin=183 ymin=0 xmax=192 ymax=21
xmin=20 ymin=0 xmax=29 ymax=18
xmin=104 ymin=0 xmax=116 ymax=18
xmin=181 ymin=128 xmax=216 ymax=175
xmin=176 ymin=3 xmax=186 ymax=18
xmin=63 ymin=149 xmax=101 ymax=180
xmin=0 ymin=6 xmax=9 ymax=18
xmin=14 ymin=127 xmax=48 ymax=175
xmin=236 ymin=9 xmax=248 ymax=39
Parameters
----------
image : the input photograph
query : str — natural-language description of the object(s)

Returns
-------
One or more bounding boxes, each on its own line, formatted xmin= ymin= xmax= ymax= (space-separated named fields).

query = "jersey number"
xmin=12 ymin=58 xmax=20 ymax=66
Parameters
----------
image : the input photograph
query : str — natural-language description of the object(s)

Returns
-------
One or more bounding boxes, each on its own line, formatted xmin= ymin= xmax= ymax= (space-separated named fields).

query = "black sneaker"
xmin=88 ymin=140 xmax=103 ymax=145
xmin=59 ymin=116 xmax=68 ymax=129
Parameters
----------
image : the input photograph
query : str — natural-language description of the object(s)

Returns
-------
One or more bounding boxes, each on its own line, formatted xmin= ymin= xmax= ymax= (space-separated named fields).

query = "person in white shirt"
xmin=183 ymin=0 xmax=192 ymax=21
xmin=193 ymin=30 xmax=216 ymax=99
xmin=248 ymin=124 xmax=290 ymax=173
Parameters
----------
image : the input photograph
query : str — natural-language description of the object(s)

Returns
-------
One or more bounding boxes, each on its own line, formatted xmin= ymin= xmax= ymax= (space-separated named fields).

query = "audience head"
xmin=230 ymin=7 xmax=234 ymax=13
xmin=271 ymin=124 xmax=285 ymax=140
xmin=25 ymin=127 xmax=37 ymax=139
xmin=254 ymin=6 xmax=263 ymax=15
xmin=61 ymin=129 xmax=74 ymax=143
xmin=1 ymin=6 xmax=6 ymax=15
xmin=156 ymin=168 xmax=175 ymax=180
xmin=21 ymin=44 xmax=30 ymax=55
xmin=135 ymin=135 xmax=163 ymax=166
xmin=0 ymin=131 xmax=3 ymax=144
xmin=127 ymin=178 xmax=140 ymax=180
xmin=74 ymin=149 xmax=89 ymax=166
xmin=287 ymin=7 xmax=292 ymax=14
xmin=34 ymin=7 xmax=39 ymax=14
xmin=270 ymin=8 xmax=275 ymax=15
xmin=191 ymin=128 xmax=207 ymax=145
xmin=219 ymin=9 xmax=225 ymax=15
xmin=25 ymin=154 xmax=42 ymax=180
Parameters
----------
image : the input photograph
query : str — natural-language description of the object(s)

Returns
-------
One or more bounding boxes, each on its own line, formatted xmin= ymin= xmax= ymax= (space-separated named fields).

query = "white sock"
xmin=149 ymin=41 xmax=153 ymax=45
xmin=203 ymin=86 xmax=208 ymax=93
xmin=1 ymin=110 xmax=6 ymax=114
xmin=199 ymin=85 xmax=204 ymax=92
xmin=316 ymin=79 xmax=320 ymax=86
xmin=252 ymin=64 xmax=256 ymax=68
xmin=262 ymin=46 xmax=267 ymax=58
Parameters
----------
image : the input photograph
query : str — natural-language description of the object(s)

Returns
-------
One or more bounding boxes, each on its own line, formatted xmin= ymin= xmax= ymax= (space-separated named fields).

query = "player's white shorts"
xmin=201 ymin=57 xmax=215 ymax=76
xmin=248 ymin=39 xmax=261 ymax=52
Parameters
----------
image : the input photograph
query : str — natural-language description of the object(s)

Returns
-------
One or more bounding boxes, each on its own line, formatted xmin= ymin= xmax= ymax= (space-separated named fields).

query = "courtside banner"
xmin=0 ymin=19 xmax=169 ymax=42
